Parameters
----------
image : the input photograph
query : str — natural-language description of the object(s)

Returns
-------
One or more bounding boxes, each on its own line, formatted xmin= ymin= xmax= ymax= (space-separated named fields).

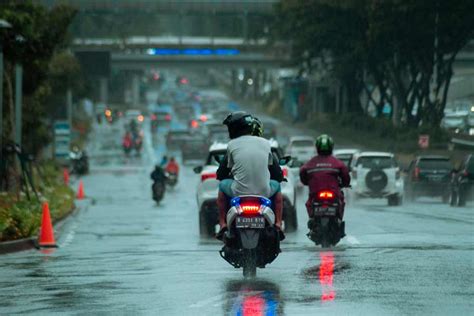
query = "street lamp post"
xmin=14 ymin=35 xmax=25 ymax=148
xmin=0 ymin=19 xmax=12 ymax=169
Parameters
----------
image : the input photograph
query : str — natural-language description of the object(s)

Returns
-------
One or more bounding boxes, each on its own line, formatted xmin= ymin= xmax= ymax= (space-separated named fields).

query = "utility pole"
xmin=14 ymin=63 xmax=22 ymax=147
xmin=67 ymin=88 xmax=73 ymax=130
xmin=0 ymin=19 xmax=12 ymax=171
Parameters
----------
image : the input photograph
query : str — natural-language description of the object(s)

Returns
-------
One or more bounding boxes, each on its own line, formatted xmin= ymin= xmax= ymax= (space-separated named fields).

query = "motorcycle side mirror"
xmin=279 ymin=156 xmax=291 ymax=166
xmin=193 ymin=166 xmax=203 ymax=174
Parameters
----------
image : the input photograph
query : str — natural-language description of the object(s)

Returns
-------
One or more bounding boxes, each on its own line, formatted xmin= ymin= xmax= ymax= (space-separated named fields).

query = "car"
xmin=181 ymin=134 xmax=209 ymax=164
xmin=166 ymin=129 xmax=190 ymax=150
xmin=124 ymin=109 xmax=144 ymax=124
xmin=260 ymin=119 xmax=278 ymax=140
xmin=404 ymin=155 xmax=453 ymax=202
xmin=441 ymin=113 xmax=467 ymax=133
xmin=286 ymin=136 xmax=316 ymax=164
xmin=350 ymin=152 xmax=403 ymax=205
xmin=203 ymin=121 xmax=229 ymax=143
xmin=449 ymin=154 xmax=474 ymax=206
xmin=333 ymin=148 xmax=360 ymax=167
xmin=194 ymin=141 xmax=297 ymax=236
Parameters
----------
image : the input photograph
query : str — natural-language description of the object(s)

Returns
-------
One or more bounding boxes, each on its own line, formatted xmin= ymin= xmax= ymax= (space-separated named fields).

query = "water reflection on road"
xmin=319 ymin=251 xmax=336 ymax=302
xmin=225 ymin=279 xmax=282 ymax=315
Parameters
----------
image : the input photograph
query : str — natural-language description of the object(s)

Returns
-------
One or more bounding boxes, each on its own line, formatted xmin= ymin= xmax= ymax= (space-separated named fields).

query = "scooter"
xmin=220 ymin=195 xmax=281 ymax=278
xmin=307 ymin=189 xmax=345 ymax=248
xmin=69 ymin=150 xmax=89 ymax=175
xmin=165 ymin=172 xmax=178 ymax=187
xmin=152 ymin=179 xmax=166 ymax=203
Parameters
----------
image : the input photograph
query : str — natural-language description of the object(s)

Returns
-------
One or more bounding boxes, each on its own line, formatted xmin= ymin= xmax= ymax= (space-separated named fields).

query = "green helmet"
xmin=251 ymin=117 xmax=264 ymax=137
xmin=315 ymin=134 xmax=334 ymax=155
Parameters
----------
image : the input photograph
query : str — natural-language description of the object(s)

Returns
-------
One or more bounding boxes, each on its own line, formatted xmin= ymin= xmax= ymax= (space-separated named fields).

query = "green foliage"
xmin=275 ymin=0 xmax=474 ymax=127
xmin=0 ymin=1 xmax=81 ymax=156
xmin=0 ymin=161 xmax=75 ymax=242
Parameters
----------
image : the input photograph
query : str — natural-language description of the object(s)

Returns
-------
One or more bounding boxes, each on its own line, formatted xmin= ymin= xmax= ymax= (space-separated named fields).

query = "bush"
xmin=0 ymin=161 xmax=75 ymax=242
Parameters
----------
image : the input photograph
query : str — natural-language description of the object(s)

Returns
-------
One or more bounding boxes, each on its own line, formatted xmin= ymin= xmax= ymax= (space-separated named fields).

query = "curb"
xmin=0 ymin=204 xmax=81 ymax=255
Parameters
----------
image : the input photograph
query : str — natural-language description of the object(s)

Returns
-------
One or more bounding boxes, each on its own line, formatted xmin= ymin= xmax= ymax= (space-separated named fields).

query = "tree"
xmin=0 ymin=1 xmax=77 ymax=154
xmin=275 ymin=0 xmax=474 ymax=128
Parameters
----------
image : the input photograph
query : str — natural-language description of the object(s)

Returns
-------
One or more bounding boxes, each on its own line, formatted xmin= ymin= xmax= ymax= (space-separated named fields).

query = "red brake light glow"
xmin=318 ymin=191 xmax=334 ymax=199
xmin=282 ymin=168 xmax=288 ymax=177
xmin=200 ymin=114 xmax=208 ymax=122
xmin=241 ymin=204 xmax=260 ymax=214
xmin=201 ymin=173 xmax=216 ymax=182
xmin=191 ymin=120 xmax=199 ymax=128
xmin=151 ymin=114 xmax=157 ymax=120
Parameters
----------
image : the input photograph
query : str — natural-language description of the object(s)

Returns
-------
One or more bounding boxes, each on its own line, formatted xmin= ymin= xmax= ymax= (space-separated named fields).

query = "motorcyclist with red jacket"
xmin=300 ymin=134 xmax=350 ymax=220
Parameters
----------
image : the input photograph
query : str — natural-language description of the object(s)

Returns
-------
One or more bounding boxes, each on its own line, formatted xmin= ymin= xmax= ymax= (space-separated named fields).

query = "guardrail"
xmin=451 ymin=137 xmax=474 ymax=147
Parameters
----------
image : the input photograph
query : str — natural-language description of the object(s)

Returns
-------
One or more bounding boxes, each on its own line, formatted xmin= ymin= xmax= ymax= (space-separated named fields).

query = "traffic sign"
xmin=418 ymin=135 xmax=429 ymax=149
xmin=54 ymin=120 xmax=71 ymax=159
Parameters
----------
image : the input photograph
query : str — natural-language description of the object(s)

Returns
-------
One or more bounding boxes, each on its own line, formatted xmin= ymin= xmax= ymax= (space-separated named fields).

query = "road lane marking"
xmin=346 ymin=235 xmax=360 ymax=245
xmin=189 ymin=294 xmax=225 ymax=308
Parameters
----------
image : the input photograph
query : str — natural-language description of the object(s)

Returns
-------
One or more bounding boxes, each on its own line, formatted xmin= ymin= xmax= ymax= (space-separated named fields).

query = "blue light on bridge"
xmin=147 ymin=48 xmax=240 ymax=56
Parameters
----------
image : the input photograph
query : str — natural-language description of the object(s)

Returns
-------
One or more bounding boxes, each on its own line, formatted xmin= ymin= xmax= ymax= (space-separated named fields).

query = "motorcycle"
xmin=220 ymin=195 xmax=281 ymax=278
xmin=307 ymin=189 xmax=345 ymax=248
xmin=152 ymin=180 xmax=166 ymax=203
xmin=69 ymin=150 xmax=89 ymax=175
xmin=165 ymin=172 xmax=178 ymax=187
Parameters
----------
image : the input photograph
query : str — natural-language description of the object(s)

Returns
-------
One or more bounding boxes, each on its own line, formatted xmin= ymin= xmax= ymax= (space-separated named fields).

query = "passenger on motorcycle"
xmin=165 ymin=157 xmax=179 ymax=175
xmin=300 ymin=134 xmax=350 ymax=219
xmin=216 ymin=112 xmax=284 ymax=238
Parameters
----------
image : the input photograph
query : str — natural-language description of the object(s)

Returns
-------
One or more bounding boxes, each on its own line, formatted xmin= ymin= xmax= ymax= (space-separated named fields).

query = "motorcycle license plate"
xmin=314 ymin=206 xmax=337 ymax=215
xmin=235 ymin=217 xmax=265 ymax=229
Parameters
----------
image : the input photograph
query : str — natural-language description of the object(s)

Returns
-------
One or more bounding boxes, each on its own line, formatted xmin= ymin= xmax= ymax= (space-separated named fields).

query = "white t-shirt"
xmin=227 ymin=135 xmax=272 ymax=196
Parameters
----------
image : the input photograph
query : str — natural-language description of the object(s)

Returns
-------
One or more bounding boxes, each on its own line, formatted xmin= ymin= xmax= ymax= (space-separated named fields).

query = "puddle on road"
xmin=224 ymin=279 xmax=283 ymax=315
xmin=300 ymin=251 xmax=351 ymax=303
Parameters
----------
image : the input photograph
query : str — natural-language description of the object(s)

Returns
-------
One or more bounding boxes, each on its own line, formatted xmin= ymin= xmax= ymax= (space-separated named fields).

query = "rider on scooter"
xmin=299 ymin=134 xmax=350 ymax=220
xmin=165 ymin=157 xmax=179 ymax=176
xmin=216 ymin=112 xmax=284 ymax=239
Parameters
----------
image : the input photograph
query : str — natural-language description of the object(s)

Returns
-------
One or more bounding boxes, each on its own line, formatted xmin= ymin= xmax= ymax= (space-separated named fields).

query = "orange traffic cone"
xmin=38 ymin=202 xmax=57 ymax=248
xmin=63 ymin=168 xmax=70 ymax=186
xmin=76 ymin=180 xmax=85 ymax=199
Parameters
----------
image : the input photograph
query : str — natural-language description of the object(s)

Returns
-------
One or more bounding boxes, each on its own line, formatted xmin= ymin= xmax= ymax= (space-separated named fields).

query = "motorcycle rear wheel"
xmin=242 ymin=249 xmax=257 ymax=278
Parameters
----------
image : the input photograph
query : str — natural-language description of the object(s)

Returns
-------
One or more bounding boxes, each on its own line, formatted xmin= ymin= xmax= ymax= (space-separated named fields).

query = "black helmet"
xmin=315 ymin=134 xmax=334 ymax=155
xmin=223 ymin=111 xmax=254 ymax=139
xmin=251 ymin=117 xmax=264 ymax=137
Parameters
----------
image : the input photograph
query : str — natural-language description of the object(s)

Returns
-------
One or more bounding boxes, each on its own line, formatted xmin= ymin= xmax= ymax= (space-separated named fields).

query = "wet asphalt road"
xmin=0 ymin=120 xmax=473 ymax=316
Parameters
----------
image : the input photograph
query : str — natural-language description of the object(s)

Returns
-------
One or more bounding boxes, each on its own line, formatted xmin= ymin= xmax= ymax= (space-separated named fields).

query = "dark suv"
xmin=405 ymin=156 xmax=453 ymax=202
xmin=449 ymin=154 xmax=474 ymax=207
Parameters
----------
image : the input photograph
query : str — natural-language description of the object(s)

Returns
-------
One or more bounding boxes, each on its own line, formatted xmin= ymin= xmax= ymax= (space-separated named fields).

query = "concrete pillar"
xmin=99 ymin=77 xmax=108 ymax=105
xmin=132 ymin=74 xmax=140 ymax=107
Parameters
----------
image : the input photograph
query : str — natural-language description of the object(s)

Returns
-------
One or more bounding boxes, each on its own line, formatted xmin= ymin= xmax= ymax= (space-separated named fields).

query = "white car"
xmin=350 ymin=152 xmax=404 ymax=206
xmin=334 ymin=148 xmax=360 ymax=167
xmin=286 ymin=136 xmax=316 ymax=164
xmin=194 ymin=141 xmax=297 ymax=236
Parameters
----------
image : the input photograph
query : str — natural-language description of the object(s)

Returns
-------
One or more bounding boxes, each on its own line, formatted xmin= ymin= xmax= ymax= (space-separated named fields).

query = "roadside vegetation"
xmin=0 ymin=161 xmax=75 ymax=242
xmin=274 ymin=0 xmax=474 ymax=130
xmin=0 ymin=2 xmax=84 ymax=242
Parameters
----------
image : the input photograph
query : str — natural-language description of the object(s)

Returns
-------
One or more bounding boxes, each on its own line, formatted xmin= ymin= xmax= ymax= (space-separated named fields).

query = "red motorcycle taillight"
xmin=318 ymin=190 xmax=334 ymax=199
xmin=282 ymin=168 xmax=288 ymax=177
xmin=241 ymin=204 xmax=260 ymax=215
xmin=201 ymin=173 xmax=216 ymax=182
xmin=165 ymin=114 xmax=172 ymax=121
